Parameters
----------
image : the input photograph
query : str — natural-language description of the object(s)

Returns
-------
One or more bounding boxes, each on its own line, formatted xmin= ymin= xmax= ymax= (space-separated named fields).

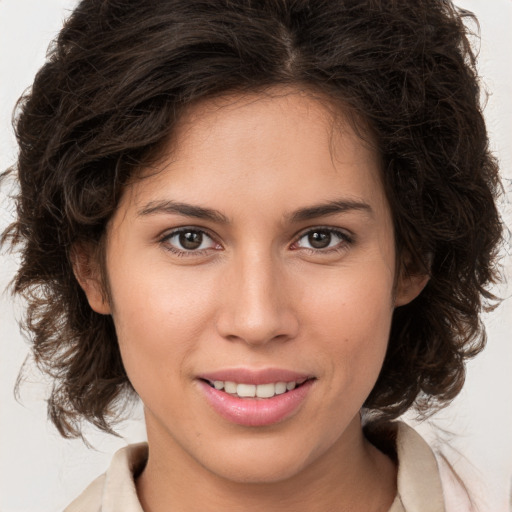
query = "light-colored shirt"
xmin=65 ymin=422 xmax=458 ymax=512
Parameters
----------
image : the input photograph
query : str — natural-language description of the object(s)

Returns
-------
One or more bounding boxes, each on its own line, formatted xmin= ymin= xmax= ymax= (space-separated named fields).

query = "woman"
xmin=1 ymin=1 xmax=507 ymax=510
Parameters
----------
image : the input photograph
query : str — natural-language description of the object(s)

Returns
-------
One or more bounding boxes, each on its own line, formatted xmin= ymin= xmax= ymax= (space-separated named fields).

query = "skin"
xmin=78 ymin=86 xmax=427 ymax=511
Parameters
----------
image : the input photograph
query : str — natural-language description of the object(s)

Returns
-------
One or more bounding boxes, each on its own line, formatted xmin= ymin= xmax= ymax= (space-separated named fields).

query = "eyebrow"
xmin=138 ymin=200 xmax=230 ymax=223
xmin=137 ymin=198 xmax=373 ymax=224
xmin=288 ymin=199 xmax=373 ymax=223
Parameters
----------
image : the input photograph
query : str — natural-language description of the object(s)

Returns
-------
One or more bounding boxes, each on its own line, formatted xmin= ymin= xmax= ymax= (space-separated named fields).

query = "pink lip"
xmin=197 ymin=368 xmax=315 ymax=427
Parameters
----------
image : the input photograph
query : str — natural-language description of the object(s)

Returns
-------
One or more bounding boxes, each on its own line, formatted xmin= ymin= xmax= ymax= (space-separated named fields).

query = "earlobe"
xmin=394 ymin=271 xmax=430 ymax=307
xmin=71 ymin=244 xmax=111 ymax=315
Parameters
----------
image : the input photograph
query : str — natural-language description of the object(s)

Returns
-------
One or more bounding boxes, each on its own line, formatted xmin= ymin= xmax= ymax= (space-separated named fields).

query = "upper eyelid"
xmin=160 ymin=226 xmax=218 ymax=241
xmin=293 ymin=226 xmax=353 ymax=242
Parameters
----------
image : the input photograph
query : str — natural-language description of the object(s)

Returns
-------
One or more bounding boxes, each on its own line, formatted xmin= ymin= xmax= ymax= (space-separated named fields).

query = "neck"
xmin=136 ymin=415 xmax=397 ymax=512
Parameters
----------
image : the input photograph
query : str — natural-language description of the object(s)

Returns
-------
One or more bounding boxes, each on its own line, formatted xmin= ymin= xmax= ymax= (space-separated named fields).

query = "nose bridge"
xmin=217 ymin=247 xmax=297 ymax=345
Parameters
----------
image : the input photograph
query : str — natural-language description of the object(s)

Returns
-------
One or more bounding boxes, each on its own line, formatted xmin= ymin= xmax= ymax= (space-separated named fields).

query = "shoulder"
xmin=64 ymin=473 xmax=105 ymax=512
xmin=64 ymin=442 xmax=148 ymax=512
xmin=366 ymin=421 xmax=473 ymax=512
xmin=394 ymin=422 xmax=447 ymax=510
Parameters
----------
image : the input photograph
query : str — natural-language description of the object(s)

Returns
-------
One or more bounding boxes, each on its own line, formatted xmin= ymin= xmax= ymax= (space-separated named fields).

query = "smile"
xmin=206 ymin=379 xmax=308 ymax=399
xmin=198 ymin=372 xmax=315 ymax=426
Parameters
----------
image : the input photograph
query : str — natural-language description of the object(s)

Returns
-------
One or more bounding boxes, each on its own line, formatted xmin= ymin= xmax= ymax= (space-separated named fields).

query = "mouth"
xmin=197 ymin=371 xmax=316 ymax=426
xmin=200 ymin=377 xmax=312 ymax=399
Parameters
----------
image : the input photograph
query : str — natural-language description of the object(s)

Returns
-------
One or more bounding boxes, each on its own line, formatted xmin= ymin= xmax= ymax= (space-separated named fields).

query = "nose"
xmin=216 ymin=251 xmax=299 ymax=346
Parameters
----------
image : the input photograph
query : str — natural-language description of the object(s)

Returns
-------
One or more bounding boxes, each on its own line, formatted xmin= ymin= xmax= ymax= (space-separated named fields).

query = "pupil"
xmin=179 ymin=231 xmax=202 ymax=250
xmin=308 ymin=231 xmax=331 ymax=249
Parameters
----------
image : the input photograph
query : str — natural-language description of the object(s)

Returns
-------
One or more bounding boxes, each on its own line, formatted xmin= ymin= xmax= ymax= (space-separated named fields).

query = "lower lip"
xmin=198 ymin=379 xmax=314 ymax=427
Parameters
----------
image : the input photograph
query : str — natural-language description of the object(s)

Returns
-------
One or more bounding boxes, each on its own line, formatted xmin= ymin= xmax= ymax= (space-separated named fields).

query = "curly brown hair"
xmin=1 ymin=0 xmax=502 ymax=438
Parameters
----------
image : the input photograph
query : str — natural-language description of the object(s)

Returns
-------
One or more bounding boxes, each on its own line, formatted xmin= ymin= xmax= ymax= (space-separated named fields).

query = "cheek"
xmin=299 ymin=258 xmax=394 ymax=332
xmin=298 ymin=263 xmax=394 ymax=386
xmin=107 ymin=259 xmax=220 ymax=384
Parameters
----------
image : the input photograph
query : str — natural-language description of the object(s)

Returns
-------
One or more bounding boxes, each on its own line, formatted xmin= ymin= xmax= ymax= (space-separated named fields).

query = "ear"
xmin=394 ymin=270 xmax=429 ymax=307
xmin=71 ymin=243 xmax=111 ymax=315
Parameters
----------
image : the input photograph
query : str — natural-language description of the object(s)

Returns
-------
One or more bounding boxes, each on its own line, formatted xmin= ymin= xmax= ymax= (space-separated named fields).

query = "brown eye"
xmin=179 ymin=231 xmax=203 ymax=250
xmin=307 ymin=230 xmax=331 ymax=249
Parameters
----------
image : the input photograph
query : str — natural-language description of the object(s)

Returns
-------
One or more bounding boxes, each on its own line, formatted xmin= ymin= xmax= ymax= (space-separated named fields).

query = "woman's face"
xmin=82 ymin=87 xmax=422 ymax=483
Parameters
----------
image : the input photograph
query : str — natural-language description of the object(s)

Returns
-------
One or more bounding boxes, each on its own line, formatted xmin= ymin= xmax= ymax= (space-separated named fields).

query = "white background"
xmin=0 ymin=1 xmax=511 ymax=511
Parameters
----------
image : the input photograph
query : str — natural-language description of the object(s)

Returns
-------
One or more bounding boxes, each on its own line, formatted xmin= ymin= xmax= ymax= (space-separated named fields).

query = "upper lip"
xmin=198 ymin=368 xmax=314 ymax=385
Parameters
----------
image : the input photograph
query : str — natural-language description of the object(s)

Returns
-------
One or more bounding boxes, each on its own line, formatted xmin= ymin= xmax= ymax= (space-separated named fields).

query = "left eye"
xmin=295 ymin=229 xmax=349 ymax=250
xmin=163 ymin=229 xmax=218 ymax=252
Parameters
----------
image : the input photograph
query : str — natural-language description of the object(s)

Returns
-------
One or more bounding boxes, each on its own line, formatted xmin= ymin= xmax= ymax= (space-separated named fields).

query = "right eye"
xmin=160 ymin=228 xmax=221 ymax=256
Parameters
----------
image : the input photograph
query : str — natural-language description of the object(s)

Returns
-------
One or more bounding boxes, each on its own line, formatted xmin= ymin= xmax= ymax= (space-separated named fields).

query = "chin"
xmin=207 ymin=457 xmax=308 ymax=485
xmin=195 ymin=435 xmax=325 ymax=485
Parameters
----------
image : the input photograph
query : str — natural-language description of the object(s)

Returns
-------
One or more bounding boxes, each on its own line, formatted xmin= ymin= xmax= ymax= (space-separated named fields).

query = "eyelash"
xmin=158 ymin=226 xmax=354 ymax=257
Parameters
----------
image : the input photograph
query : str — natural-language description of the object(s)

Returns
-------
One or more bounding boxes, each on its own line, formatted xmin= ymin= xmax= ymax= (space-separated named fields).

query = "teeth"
xmin=209 ymin=379 xmax=305 ymax=398
xmin=237 ymin=383 xmax=256 ymax=397
xmin=255 ymin=383 xmax=275 ymax=398
xmin=224 ymin=381 xmax=237 ymax=394
xmin=275 ymin=382 xmax=287 ymax=395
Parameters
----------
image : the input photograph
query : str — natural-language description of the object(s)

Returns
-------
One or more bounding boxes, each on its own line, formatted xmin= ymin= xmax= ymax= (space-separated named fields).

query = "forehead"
xmin=167 ymin=86 xmax=374 ymax=164
xmin=122 ymin=86 xmax=385 ymax=218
